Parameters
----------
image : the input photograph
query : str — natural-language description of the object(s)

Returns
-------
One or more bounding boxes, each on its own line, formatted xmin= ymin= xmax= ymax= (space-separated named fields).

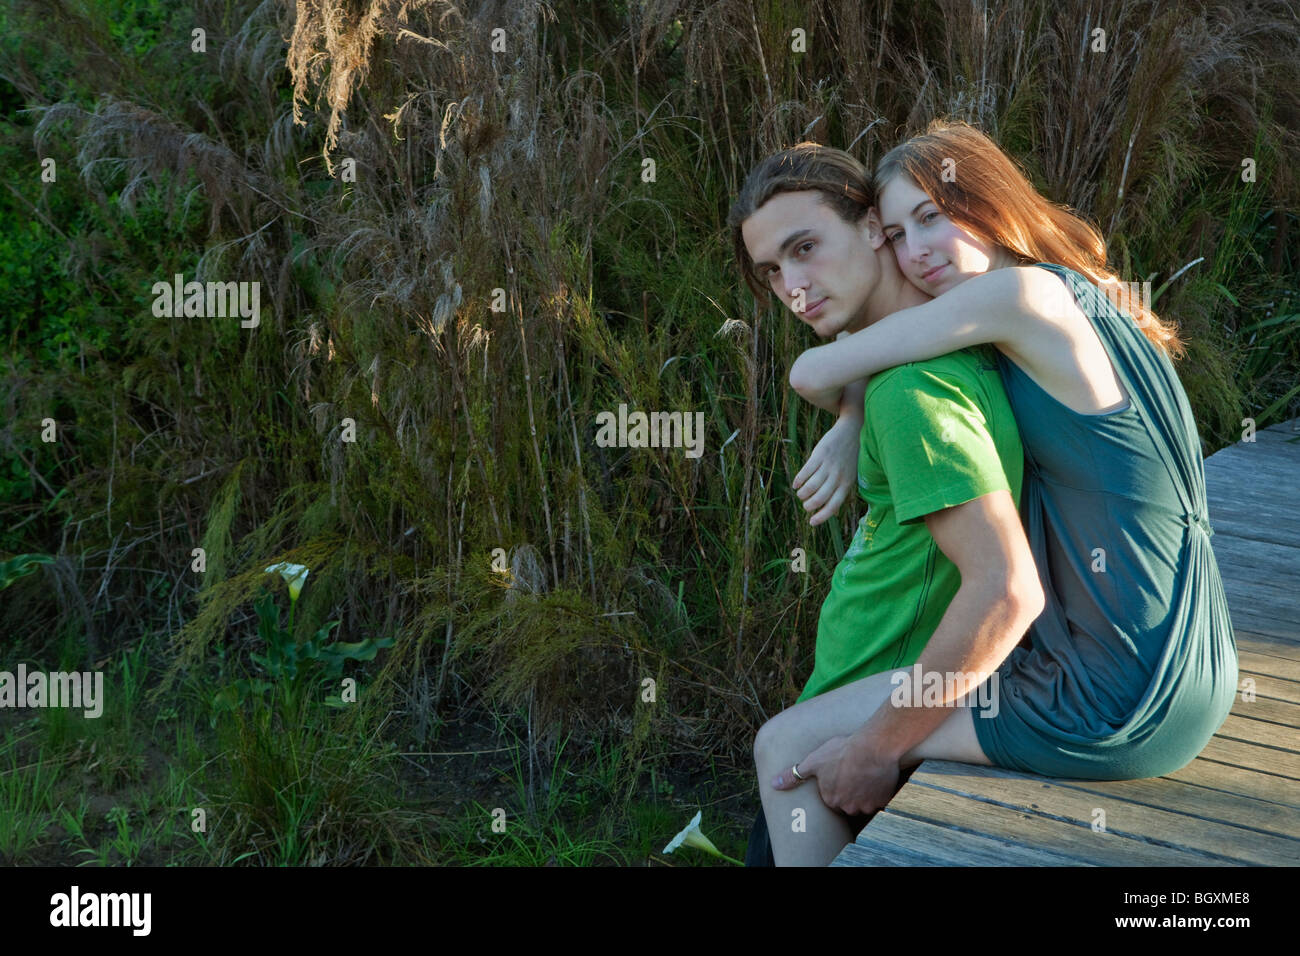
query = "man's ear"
xmin=865 ymin=208 xmax=887 ymax=250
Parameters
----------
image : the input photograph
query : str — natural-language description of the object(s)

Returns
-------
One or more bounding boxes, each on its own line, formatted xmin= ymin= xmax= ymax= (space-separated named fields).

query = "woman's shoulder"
xmin=996 ymin=264 xmax=1090 ymax=326
xmin=955 ymin=265 xmax=1076 ymax=332
xmin=961 ymin=263 xmax=1069 ymax=300
xmin=955 ymin=266 xmax=1091 ymax=372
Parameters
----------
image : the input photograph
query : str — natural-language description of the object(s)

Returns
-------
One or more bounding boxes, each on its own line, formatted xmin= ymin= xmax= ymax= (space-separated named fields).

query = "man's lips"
xmin=921 ymin=264 xmax=947 ymax=282
xmin=802 ymin=297 xmax=827 ymax=317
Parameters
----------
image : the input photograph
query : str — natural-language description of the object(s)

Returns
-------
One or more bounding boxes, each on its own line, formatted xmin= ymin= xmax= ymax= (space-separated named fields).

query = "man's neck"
xmin=848 ymin=262 xmax=931 ymax=333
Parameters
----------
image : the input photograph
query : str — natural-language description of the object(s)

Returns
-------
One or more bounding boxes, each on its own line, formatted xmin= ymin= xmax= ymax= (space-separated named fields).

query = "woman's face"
xmin=877 ymin=174 xmax=1005 ymax=296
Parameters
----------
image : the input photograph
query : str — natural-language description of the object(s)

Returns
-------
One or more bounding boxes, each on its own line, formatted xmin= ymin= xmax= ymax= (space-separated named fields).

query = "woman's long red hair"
xmin=874 ymin=119 xmax=1184 ymax=359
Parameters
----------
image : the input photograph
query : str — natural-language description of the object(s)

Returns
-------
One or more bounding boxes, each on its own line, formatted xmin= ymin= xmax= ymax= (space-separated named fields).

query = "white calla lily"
xmin=265 ymin=562 xmax=310 ymax=602
xmin=661 ymin=810 xmax=743 ymax=864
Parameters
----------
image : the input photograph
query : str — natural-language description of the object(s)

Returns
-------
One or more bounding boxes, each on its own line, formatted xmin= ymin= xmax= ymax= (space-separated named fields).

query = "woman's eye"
xmin=886 ymin=231 xmax=902 ymax=244
xmin=921 ymin=210 xmax=939 ymax=225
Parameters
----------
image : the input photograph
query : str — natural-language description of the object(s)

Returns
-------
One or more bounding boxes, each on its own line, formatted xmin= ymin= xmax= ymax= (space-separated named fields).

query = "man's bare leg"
xmin=754 ymin=667 xmax=991 ymax=866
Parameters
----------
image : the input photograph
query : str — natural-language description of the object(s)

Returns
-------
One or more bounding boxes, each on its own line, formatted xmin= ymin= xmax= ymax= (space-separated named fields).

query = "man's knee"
xmin=753 ymin=715 xmax=785 ymax=768
xmin=755 ymin=708 xmax=810 ymax=770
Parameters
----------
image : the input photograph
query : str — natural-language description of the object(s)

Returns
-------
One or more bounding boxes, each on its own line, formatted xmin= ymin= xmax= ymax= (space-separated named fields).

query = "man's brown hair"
xmin=727 ymin=142 xmax=875 ymax=303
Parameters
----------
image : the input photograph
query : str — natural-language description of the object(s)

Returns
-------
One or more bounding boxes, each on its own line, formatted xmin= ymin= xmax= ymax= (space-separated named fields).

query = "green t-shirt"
xmin=796 ymin=345 xmax=1024 ymax=704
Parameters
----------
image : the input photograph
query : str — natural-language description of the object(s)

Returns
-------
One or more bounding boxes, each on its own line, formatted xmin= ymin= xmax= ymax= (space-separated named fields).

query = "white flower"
xmin=662 ymin=810 xmax=722 ymax=857
xmin=265 ymin=562 xmax=310 ymax=602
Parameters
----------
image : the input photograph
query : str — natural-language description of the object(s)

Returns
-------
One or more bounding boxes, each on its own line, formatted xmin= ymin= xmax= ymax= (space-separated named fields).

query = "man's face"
xmin=877 ymin=174 xmax=1004 ymax=296
xmin=741 ymin=190 xmax=882 ymax=339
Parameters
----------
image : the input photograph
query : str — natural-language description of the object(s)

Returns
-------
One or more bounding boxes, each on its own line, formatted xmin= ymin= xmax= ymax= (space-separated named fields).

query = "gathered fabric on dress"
xmin=970 ymin=263 xmax=1238 ymax=779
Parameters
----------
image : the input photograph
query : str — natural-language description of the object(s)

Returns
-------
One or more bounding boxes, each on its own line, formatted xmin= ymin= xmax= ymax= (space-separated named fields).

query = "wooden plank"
xmin=1211 ymin=517 xmax=1300 ymax=544
xmin=1203 ymin=452 xmax=1299 ymax=499
xmin=831 ymin=837 xmax=947 ymax=867
xmin=1165 ymin=755 xmax=1300 ymax=808
xmin=1222 ymin=597 xmax=1300 ymax=629
xmin=1209 ymin=477 xmax=1299 ymax=505
xmin=1215 ymin=713 xmax=1300 ymax=752
xmin=1215 ymin=558 xmax=1300 ymax=596
xmin=1205 ymin=457 xmax=1300 ymax=491
xmin=878 ymin=777 xmax=1228 ymax=865
xmin=1209 ymin=533 xmax=1300 ymax=579
xmin=853 ymin=809 xmax=1089 ymax=866
xmin=1220 ymin=606 xmax=1300 ymax=641
xmin=1180 ymin=758 xmax=1300 ymax=806
xmin=899 ymin=763 xmax=1297 ymax=865
xmin=1209 ymin=421 xmax=1300 ymax=450
xmin=1238 ymin=647 xmax=1300 ymax=683
xmin=1216 ymin=573 xmax=1300 ymax=626
xmin=913 ymin=760 xmax=1300 ymax=843
xmin=1236 ymin=631 xmax=1300 ymax=662
xmin=1196 ymin=735 xmax=1300 ymax=778
xmin=1231 ymin=420 xmax=1300 ymax=445
xmin=1205 ymin=466 xmax=1300 ymax=501
xmin=1206 ymin=439 xmax=1300 ymax=468
xmin=1227 ymin=694 xmax=1300 ymax=729
xmin=1203 ymin=510 xmax=1300 ymax=552
xmin=1210 ymin=528 xmax=1300 ymax=567
xmin=1225 ymin=672 xmax=1300 ymax=705
xmin=1205 ymin=447 xmax=1300 ymax=478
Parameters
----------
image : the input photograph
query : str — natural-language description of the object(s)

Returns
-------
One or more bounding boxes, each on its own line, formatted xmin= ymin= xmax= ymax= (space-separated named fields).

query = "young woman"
xmin=766 ymin=119 xmax=1239 ymax=864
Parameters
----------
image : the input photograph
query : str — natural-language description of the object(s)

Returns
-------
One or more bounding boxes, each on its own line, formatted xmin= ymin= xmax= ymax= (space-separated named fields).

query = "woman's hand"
xmin=793 ymin=415 xmax=862 ymax=526
xmin=771 ymin=734 xmax=902 ymax=817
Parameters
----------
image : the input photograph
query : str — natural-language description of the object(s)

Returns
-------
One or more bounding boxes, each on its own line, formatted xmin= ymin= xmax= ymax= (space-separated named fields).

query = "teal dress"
xmin=969 ymin=263 xmax=1238 ymax=779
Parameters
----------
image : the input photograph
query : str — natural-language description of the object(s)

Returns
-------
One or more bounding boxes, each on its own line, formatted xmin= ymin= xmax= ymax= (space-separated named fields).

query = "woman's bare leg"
xmin=754 ymin=667 xmax=992 ymax=866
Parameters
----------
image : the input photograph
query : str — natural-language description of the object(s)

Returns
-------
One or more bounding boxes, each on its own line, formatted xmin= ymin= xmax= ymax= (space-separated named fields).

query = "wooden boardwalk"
xmin=834 ymin=417 xmax=1300 ymax=866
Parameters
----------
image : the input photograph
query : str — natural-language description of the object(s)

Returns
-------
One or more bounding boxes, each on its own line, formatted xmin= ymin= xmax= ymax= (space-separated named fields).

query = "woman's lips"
xmin=922 ymin=264 xmax=947 ymax=282
xmin=803 ymin=297 xmax=827 ymax=317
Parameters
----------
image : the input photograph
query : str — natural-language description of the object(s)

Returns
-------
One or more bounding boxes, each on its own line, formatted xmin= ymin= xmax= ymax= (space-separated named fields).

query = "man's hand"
xmin=793 ymin=416 xmax=861 ymax=525
xmin=771 ymin=734 xmax=902 ymax=817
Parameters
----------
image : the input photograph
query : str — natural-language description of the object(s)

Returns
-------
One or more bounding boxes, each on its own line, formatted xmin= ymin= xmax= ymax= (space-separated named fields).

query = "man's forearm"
xmin=836 ymin=376 xmax=867 ymax=422
xmin=849 ymin=580 xmax=1035 ymax=762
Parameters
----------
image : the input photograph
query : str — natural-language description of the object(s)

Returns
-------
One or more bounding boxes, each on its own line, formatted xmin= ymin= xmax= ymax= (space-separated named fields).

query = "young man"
xmin=728 ymin=144 xmax=1044 ymax=865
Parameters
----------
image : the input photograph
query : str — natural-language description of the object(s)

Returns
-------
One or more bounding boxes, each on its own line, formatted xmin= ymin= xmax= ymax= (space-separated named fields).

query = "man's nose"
xmin=782 ymin=270 xmax=809 ymax=304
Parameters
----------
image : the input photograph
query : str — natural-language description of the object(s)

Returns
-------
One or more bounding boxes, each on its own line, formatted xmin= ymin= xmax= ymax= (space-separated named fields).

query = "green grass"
xmin=0 ymin=736 xmax=58 ymax=861
xmin=1 ymin=625 xmax=758 ymax=866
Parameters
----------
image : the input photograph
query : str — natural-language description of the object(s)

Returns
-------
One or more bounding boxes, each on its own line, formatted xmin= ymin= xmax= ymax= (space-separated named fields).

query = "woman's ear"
xmin=865 ymin=208 xmax=887 ymax=250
